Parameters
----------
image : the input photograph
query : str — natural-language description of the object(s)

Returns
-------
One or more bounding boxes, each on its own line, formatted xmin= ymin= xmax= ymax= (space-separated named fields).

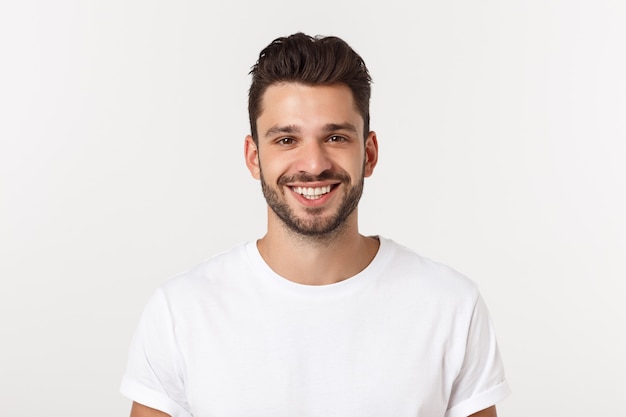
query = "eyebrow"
xmin=264 ymin=124 xmax=300 ymax=138
xmin=263 ymin=123 xmax=358 ymax=138
xmin=322 ymin=123 xmax=359 ymax=134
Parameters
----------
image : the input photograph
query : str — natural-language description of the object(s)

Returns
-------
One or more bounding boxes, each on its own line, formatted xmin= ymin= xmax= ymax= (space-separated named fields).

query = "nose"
xmin=294 ymin=140 xmax=332 ymax=176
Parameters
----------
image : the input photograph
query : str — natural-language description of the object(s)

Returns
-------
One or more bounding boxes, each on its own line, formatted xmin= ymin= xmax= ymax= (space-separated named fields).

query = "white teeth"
xmin=292 ymin=185 xmax=331 ymax=199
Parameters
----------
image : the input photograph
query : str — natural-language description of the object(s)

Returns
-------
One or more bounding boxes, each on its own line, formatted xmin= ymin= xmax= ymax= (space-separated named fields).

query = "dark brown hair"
xmin=248 ymin=33 xmax=372 ymax=142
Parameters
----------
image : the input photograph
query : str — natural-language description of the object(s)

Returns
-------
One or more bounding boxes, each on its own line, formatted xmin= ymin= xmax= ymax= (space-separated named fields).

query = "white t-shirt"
xmin=121 ymin=237 xmax=509 ymax=417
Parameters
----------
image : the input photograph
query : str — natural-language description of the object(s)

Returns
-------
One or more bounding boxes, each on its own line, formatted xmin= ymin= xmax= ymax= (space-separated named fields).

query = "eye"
xmin=327 ymin=135 xmax=347 ymax=143
xmin=276 ymin=137 xmax=295 ymax=145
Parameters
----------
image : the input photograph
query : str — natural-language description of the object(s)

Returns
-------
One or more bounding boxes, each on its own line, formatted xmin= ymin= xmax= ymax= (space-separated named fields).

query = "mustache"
xmin=277 ymin=170 xmax=350 ymax=185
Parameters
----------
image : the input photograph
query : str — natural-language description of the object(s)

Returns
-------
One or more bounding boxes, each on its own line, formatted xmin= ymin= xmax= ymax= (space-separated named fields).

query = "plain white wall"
xmin=1 ymin=0 xmax=624 ymax=415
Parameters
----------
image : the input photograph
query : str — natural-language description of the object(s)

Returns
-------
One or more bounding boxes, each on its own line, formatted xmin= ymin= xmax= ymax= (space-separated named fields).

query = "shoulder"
xmin=158 ymin=241 xmax=253 ymax=300
xmin=379 ymin=237 xmax=480 ymax=302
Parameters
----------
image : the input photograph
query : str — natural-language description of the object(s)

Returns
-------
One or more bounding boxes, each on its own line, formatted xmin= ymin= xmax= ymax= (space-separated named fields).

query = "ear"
xmin=363 ymin=131 xmax=378 ymax=177
xmin=244 ymin=135 xmax=261 ymax=179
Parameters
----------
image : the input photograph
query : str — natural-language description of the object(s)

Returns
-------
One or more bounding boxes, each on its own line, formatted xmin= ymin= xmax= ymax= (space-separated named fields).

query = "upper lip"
xmin=285 ymin=180 xmax=340 ymax=188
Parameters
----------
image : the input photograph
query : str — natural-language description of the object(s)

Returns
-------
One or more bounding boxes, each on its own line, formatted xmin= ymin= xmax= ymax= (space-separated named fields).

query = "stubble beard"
xmin=260 ymin=166 xmax=365 ymax=240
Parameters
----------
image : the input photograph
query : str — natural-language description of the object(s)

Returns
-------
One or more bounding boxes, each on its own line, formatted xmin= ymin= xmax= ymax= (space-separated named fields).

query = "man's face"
xmin=245 ymin=83 xmax=378 ymax=237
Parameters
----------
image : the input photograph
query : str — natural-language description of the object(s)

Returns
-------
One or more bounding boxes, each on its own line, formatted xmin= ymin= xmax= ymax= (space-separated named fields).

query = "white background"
xmin=1 ymin=0 xmax=624 ymax=416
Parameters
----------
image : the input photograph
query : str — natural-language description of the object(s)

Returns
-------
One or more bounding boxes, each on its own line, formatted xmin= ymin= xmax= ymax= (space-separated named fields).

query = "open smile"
xmin=290 ymin=185 xmax=333 ymax=200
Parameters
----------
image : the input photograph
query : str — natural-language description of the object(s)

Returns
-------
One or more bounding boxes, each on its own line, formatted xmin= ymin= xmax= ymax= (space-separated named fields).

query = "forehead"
xmin=257 ymin=83 xmax=363 ymax=134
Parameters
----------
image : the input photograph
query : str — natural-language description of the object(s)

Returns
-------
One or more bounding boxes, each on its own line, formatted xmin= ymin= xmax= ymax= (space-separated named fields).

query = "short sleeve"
xmin=120 ymin=289 xmax=192 ymax=417
xmin=445 ymin=294 xmax=510 ymax=417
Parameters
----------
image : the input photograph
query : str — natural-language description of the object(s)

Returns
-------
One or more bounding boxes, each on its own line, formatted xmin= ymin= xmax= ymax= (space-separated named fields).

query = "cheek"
xmin=258 ymin=157 xmax=287 ymax=181
xmin=345 ymin=154 xmax=367 ymax=175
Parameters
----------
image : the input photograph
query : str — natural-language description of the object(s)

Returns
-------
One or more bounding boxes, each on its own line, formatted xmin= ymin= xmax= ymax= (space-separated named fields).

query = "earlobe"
xmin=244 ymin=135 xmax=261 ymax=180
xmin=364 ymin=131 xmax=378 ymax=177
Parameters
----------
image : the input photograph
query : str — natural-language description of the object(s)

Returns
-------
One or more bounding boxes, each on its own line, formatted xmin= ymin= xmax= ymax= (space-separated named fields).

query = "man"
xmin=121 ymin=33 xmax=510 ymax=417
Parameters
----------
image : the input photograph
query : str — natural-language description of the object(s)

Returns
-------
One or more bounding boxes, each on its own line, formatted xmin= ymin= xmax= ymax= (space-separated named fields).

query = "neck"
xmin=257 ymin=210 xmax=379 ymax=285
